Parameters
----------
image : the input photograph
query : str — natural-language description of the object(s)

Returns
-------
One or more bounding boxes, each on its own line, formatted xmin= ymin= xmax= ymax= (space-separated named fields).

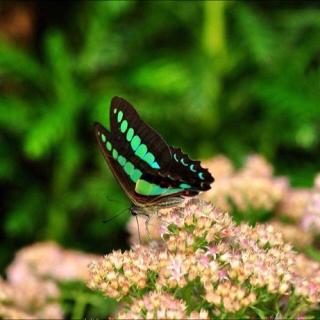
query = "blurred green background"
xmin=1 ymin=1 xmax=320 ymax=272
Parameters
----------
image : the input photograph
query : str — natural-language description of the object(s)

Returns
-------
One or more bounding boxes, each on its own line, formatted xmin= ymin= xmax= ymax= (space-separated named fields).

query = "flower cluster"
xmin=1 ymin=258 xmax=62 ymax=319
xmin=273 ymin=174 xmax=320 ymax=246
xmin=1 ymin=241 xmax=99 ymax=319
xmin=202 ymin=155 xmax=234 ymax=180
xmin=277 ymin=188 xmax=312 ymax=222
xmin=269 ymin=220 xmax=313 ymax=248
xmin=116 ymin=292 xmax=208 ymax=319
xmin=127 ymin=156 xmax=320 ymax=250
xmin=293 ymin=254 xmax=320 ymax=303
xmin=88 ymin=246 xmax=159 ymax=300
xmin=0 ymin=280 xmax=37 ymax=320
xmin=200 ymin=155 xmax=320 ymax=249
xmin=202 ymin=155 xmax=288 ymax=215
xmin=301 ymin=174 xmax=320 ymax=234
xmin=88 ymin=199 xmax=320 ymax=318
xmin=7 ymin=241 xmax=99 ymax=283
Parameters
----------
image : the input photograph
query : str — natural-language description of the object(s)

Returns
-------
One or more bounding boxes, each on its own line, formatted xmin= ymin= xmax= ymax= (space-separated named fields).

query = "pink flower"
xmin=168 ymin=255 xmax=186 ymax=282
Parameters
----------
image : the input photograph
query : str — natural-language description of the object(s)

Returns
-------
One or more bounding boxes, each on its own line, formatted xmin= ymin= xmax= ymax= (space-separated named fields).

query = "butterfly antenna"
xmin=102 ymin=207 xmax=129 ymax=224
xmin=105 ymin=195 xmax=121 ymax=203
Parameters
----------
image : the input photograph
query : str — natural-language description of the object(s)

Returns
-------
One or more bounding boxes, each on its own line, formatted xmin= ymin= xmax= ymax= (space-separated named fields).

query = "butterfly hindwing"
xmin=138 ymin=147 xmax=214 ymax=198
xmin=168 ymin=147 xmax=214 ymax=191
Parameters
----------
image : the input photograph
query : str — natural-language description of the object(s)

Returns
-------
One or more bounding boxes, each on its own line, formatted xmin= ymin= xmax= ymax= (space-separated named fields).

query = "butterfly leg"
xmin=144 ymin=214 xmax=152 ymax=243
xmin=135 ymin=214 xmax=142 ymax=244
xmin=132 ymin=206 xmax=153 ymax=243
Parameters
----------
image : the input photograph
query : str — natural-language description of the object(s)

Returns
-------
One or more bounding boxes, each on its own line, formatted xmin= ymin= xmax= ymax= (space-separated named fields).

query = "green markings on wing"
xmin=112 ymin=149 xmax=118 ymax=159
xmin=180 ymin=183 xmax=191 ymax=189
xmin=135 ymin=179 xmax=181 ymax=196
xmin=120 ymin=120 xmax=128 ymax=133
xmin=126 ymin=128 xmax=134 ymax=141
xmin=172 ymin=151 xmax=205 ymax=179
xmin=114 ymin=109 xmax=161 ymax=170
xmin=135 ymin=144 xmax=147 ymax=158
xmin=118 ymin=155 xmax=126 ymax=166
xmin=131 ymin=135 xmax=141 ymax=150
xmin=198 ymin=172 xmax=205 ymax=180
xmin=135 ymin=179 xmax=192 ymax=196
xmin=117 ymin=110 xmax=123 ymax=123
xmin=98 ymin=131 xmax=142 ymax=183
xmin=99 ymin=130 xmax=193 ymax=196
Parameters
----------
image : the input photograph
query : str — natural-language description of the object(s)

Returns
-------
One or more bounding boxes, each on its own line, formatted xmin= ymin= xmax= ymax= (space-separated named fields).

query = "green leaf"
xmin=0 ymin=40 xmax=44 ymax=83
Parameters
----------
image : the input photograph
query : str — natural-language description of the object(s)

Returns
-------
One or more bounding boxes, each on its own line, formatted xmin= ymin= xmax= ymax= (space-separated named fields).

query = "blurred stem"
xmin=72 ymin=296 xmax=87 ymax=319
xmin=46 ymin=205 xmax=68 ymax=241
xmin=200 ymin=1 xmax=228 ymax=135
xmin=305 ymin=246 xmax=320 ymax=262
xmin=45 ymin=134 xmax=79 ymax=241
xmin=202 ymin=0 xmax=226 ymax=59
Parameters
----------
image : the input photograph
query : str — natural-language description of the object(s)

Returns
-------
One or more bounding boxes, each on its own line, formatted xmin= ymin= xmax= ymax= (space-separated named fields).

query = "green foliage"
xmin=175 ymin=278 xmax=205 ymax=314
xmin=0 ymin=1 xmax=320 ymax=316
xmin=59 ymin=281 xmax=117 ymax=318
xmin=232 ymin=207 xmax=273 ymax=226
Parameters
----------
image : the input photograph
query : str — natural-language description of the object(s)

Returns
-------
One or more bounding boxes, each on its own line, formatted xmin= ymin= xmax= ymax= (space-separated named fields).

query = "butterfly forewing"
xmin=94 ymin=123 xmax=150 ymax=205
xmin=95 ymin=122 xmax=187 ymax=206
xmin=110 ymin=96 xmax=172 ymax=172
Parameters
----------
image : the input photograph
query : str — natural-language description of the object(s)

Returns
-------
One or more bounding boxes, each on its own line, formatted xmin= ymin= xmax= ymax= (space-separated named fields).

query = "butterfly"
xmin=94 ymin=96 xmax=214 ymax=217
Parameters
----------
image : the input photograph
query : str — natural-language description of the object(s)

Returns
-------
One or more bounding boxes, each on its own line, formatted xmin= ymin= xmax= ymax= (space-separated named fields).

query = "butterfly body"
xmin=95 ymin=97 xmax=214 ymax=216
xmin=129 ymin=196 xmax=185 ymax=218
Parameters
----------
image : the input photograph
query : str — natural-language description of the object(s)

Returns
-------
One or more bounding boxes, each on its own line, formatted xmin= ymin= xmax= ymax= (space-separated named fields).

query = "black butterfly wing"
xmin=95 ymin=96 xmax=214 ymax=206
xmin=168 ymin=147 xmax=214 ymax=191
xmin=110 ymin=96 xmax=172 ymax=172
xmin=95 ymin=122 xmax=189 ymax=205
xmin=140 ymin=147 xmax=214 ymax=197
xmin=94 ymin=122 xmax=152 ymax=205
